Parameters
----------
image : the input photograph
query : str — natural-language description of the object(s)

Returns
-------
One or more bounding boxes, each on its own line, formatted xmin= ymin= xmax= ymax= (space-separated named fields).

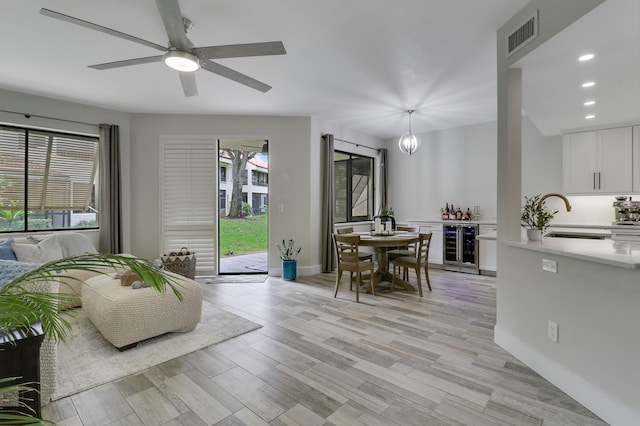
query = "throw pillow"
xmin=0 ymin=259 xmax=40 ymax=289
xmin=12 ymin=235 xmax=63 ymax=263
xmin=0 ymin=237 xmax=18 ymax=260
xmin=28 ymin=232 xmax=97 ymax=257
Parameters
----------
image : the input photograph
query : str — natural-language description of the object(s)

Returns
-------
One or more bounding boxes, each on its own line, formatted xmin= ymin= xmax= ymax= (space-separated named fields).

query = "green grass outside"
xmin=219 ymin=214 xmax=268 ymax=257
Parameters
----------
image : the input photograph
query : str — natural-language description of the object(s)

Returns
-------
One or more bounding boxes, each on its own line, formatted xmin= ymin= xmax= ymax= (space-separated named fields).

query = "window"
xmin=0 ymin=125 xmax=99 ymax=232
xmin=334 ymin=151 xmax=374 ymax=222
xmin=219 ymin=189 xmax=226 ymax=209
xmin=220 ymin=166 xmax=227 ymax=182
xmin=252 ymin=171 xmax=268 ymax=186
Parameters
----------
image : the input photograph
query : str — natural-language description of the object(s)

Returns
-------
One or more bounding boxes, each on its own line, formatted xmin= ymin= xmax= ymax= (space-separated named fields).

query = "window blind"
xmin=160 ymin=137 xmax=217 ymax=276
xmin=0 ymin=126 xmax=98 ymax=211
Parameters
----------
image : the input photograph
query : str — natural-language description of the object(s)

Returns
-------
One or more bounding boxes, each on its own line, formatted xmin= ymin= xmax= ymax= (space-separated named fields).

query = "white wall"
xmin=129 ymin=113 xmax=318 ymax=274
xmin=0 ymin=88 xmax=133 ymax=250
xmin=497 ymin=1 xmax=640 ymax=424
xmin=385 ymin=121 xmax=498 ymax=222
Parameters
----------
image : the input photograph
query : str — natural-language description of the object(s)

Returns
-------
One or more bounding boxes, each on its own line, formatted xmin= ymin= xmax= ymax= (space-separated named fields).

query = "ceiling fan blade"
xmin=155 ymin=0 xmax=193 ymax=51
xmin=201 ymin=60 xmax=272 ymax=93
xmin=89 ymin=56 xmax=163 ymax=70
xmin=195 ymin=41 xmax=286 ymax=60
xmin=178 ymin=72 xmax=198 ymax=97
xmin=40 ymin=8 xmax=167 ymax=52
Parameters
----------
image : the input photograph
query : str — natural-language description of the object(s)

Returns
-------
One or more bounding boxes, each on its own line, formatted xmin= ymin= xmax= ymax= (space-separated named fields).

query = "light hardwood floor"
xmin=43 ymin=269 xmax=607 ymax=425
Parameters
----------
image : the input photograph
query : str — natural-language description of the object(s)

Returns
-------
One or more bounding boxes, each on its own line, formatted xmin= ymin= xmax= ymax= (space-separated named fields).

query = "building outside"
xmin=218 ymin=152 xmax=268 ymax=217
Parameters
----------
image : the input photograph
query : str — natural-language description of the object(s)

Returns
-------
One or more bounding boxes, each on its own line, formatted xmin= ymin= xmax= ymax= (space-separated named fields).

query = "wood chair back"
xmin=336 ymin=227 xmax=354 ymax=235
xmin=333 ymin=233 xmax=375 ymax=302
xmin=390 ymin=232 xmax=433 ymax=296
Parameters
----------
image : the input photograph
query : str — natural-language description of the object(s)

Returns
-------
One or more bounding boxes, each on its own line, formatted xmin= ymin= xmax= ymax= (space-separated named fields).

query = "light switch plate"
xmin=543 ymin=259 xmax=557 ymax=273
xmin=548 ymin=320 xmax=559 ymax=343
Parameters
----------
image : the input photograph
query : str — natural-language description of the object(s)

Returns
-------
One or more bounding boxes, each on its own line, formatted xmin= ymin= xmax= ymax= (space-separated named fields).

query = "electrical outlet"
xmin=543 ymin=259 xmax=557 ymax=273
xmin=547 ymin=320 xmax=559 ymax=343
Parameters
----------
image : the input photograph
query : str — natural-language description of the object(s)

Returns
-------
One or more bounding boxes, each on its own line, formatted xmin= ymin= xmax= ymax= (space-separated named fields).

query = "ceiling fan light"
xmin=163 ymin=50 xmax=200 ymax=72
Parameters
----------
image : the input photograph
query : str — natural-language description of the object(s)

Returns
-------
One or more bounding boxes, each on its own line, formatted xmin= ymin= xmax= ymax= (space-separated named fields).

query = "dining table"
xmin=353 ymin=231 xmax=419 ymax=291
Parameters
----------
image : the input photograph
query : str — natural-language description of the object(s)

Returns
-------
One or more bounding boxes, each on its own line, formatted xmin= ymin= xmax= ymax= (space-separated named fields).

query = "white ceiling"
xmin=0 ymin=0 xmax=531 ymax=139
xmin=6 ymin=1 xmax=634 ymax=140
xmin=516 ymin=0 xmax=640 ymax=136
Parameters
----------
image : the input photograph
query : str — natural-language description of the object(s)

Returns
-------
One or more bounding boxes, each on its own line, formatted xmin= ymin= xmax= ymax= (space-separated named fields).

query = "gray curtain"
xmin=321 ymin=134 xmax=335 ymax=272
xmin=98 ymin=124 xmax=122 ymax=254
xmin=378 ymin=148 xmax=388 ymax=214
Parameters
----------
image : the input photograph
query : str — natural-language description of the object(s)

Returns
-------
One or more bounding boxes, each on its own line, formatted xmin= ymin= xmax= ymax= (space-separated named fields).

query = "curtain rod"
xmin=329 ymin=135 xmax=381 ymax=153
xmin=0 ymin=108 xmax=99 ymax=127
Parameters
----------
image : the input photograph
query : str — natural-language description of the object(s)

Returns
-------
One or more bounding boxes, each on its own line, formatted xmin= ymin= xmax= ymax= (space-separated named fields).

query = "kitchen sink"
xmin=544 ymin=231 xmax=608 ymax=240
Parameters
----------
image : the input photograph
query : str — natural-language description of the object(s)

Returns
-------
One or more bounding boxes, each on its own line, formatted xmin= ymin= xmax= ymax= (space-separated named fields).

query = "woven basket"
xmin=161 ymin=247 xmax=196 ymax=279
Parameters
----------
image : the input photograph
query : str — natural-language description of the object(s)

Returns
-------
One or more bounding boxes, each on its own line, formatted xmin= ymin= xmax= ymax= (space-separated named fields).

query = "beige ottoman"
xmin=82 ymin=272 xmax=203 ymax=350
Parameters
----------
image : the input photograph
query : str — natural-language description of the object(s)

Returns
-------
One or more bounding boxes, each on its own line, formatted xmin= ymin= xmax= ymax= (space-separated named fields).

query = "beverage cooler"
xmin=443 ymin=224 xmax=479 ymax=274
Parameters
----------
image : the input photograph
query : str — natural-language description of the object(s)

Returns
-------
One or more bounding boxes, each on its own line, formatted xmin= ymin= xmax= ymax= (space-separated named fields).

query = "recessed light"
xmin=578 ymin=53 xmax=595 ymax=62
xmin=582 ymin=81 xmax=596 ymax=88
xmin=584 ymin=100 xmax=596 ymax=106
xmin=585 ymin=114 xmax=596 ymax=119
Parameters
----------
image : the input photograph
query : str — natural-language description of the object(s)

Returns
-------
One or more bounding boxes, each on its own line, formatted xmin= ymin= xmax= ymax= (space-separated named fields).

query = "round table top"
xmin=352 ymin=232 xmax=419 ymax=247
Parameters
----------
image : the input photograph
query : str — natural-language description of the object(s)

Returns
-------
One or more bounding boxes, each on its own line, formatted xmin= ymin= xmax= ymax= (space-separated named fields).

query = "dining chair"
xmin=336 ymin=227 xmax=374 ymax=261
xmin=387 ymin=225 xmax=419 ymax=279
xmin=336 ymin=227 xmax=374 ymax=289
xmin=333 ymin=234 xmax=375 ymax=302
xmin=391 ymin=232 xmax=432 ymax=297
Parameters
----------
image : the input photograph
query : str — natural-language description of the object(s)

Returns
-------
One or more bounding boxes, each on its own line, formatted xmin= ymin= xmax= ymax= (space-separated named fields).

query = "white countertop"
xmin=506 ymin=237 xmax=640 ymax=269
xmin=477 ymin=231 xmax=497 ymax=241
xmin=407 ymin=219 xmax=497 ymax=225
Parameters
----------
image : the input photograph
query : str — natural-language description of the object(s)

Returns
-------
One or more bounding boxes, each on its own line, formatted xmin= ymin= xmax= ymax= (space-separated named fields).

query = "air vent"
xmin=507 ymin=11 xmax=538 ymax=58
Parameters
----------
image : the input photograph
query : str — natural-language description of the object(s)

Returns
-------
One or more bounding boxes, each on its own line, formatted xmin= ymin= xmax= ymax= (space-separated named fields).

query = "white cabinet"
xmin=633 ymin=127 xmax=640 ymax=192
xmin=563 ymin=127 xmax=632 ymax=194
xmin=478 ymin=225 xmax=497 ymax=274
xmin=414 ymin=222 xmax=443 ymax=264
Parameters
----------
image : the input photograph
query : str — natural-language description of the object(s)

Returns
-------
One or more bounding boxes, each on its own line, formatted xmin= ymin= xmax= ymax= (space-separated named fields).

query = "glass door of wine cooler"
xmin=442 ymin=224 xmax=479 ymax=274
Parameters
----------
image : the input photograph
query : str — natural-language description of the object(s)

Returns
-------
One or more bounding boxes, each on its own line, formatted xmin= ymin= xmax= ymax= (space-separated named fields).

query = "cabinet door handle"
xmin=598 ymin=172 xmax=601 ymax=189
xmin=593 ymin=172 xmax=596 ymax=190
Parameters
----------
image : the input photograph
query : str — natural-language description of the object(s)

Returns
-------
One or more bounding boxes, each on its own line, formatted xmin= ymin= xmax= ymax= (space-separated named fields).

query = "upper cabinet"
xmin=563 ymin=127 xmax=633 ymax=194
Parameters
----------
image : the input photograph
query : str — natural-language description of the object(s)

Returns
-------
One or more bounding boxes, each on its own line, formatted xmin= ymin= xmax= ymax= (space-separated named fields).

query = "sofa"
xmin=0 ymin=232 xmax=203 ymax=404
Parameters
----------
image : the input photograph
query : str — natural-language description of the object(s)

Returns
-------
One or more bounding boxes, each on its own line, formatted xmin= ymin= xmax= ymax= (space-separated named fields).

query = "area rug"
xmin=52 ymin=301 xmax=262 ymax=401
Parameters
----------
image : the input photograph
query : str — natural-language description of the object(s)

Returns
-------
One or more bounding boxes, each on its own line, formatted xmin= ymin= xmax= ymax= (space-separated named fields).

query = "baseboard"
xmin=494 ymin=325 xmax=637 ymax=426
xmin=269 ymin=264 xmax=322 ymax=277
xmin=480 ymin=269 xmax=497 ymax=277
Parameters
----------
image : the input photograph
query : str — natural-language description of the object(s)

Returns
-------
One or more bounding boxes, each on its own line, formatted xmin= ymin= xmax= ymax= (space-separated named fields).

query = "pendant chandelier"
xmin=398 ymin=109 xmax=421 ymax=155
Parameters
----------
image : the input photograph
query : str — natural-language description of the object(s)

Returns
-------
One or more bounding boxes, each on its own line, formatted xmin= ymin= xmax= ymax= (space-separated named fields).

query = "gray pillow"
xmin=0 ymin=237 xmax=18 ymax=260
xmin=12 ymin=235 xmax=63 ymax=263
xmin=28 ymin=232 xmax=97 ymax=257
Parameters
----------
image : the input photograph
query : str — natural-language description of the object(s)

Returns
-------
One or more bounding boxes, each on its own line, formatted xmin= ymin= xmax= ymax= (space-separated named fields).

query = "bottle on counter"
xmin=466 ymin=207 xmax=472 ymax=220
xmin=450 ymin=203 xmax=455 ymax=220
xmin=456 ymin=207 xmax=462 ymax=220
xmin=444 ymin=203 xmax=450 ymax=220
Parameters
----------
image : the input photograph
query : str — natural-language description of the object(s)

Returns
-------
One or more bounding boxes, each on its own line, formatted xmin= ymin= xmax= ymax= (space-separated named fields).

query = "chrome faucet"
xmin=540 ymin=193 xmax=572 ymax=212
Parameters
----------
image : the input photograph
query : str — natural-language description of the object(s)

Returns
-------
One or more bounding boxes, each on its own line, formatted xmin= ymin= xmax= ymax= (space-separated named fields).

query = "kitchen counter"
xmin=476 ymin=231 xmax=497 ymax=241
xmin=506 ymin=237 xmax=640 ymax=269
xmin=408 ymin=219 xmax=497 ymax=225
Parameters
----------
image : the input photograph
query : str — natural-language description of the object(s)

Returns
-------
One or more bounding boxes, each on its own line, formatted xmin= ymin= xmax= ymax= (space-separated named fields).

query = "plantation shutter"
xmin=160 ymin=136 xmax=217 ymax=276
xmin=0 ymin=126 xmax=98 ymax=211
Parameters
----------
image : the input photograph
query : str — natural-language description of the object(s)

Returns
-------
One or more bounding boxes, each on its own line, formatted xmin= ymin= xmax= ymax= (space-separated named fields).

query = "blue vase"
xmin=282 ymin=260 xmax=297 ymax=280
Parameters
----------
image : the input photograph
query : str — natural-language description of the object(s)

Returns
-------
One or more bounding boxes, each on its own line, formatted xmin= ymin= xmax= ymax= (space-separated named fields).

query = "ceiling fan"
xmin=40 ymin=0 xmax=286 ymax=97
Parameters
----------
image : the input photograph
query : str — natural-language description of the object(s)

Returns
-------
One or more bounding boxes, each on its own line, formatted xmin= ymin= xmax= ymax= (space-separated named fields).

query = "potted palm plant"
xmin=521 ymin=194 xmax=558 ymax=240
xmin=276 ymin=239 xmax=301 ymax=281
xmin=0 ymin=254 xmax=182 ymax=424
